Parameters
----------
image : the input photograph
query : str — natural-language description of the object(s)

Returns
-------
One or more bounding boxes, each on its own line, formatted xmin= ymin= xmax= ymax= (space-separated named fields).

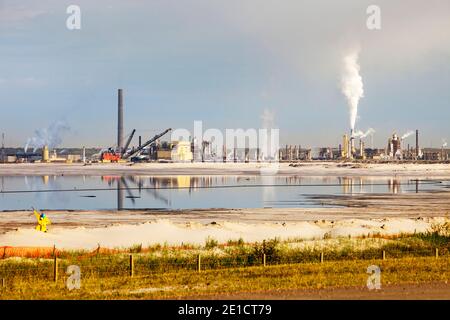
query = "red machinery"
xmin=100 ymin=128 xmax=171 ymax=162
xmin=100 ymin=150 xmax=121 ymax=162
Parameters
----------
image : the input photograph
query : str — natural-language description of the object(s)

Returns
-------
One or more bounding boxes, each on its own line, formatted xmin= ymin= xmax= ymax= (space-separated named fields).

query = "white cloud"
xmin=0 ymin=6 xmax=47 ymax=23
xmin=0 ymin=76 xmax=46 ymax=88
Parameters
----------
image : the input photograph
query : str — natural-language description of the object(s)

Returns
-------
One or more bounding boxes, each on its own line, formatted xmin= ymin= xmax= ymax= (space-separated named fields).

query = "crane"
xmin=121 ymin=129 xmax=136 ymax=157
xmin=122 ymin=128 xmax=172 ymax=159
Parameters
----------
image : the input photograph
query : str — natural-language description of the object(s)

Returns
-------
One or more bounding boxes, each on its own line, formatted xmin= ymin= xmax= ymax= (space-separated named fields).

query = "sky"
xmin=1 ymin=0 xmax=450 ymax=149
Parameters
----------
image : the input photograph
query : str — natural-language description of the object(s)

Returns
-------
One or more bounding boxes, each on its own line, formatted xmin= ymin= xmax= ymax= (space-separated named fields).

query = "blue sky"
xmin=1 ymin=0 xmax=449 ymax=148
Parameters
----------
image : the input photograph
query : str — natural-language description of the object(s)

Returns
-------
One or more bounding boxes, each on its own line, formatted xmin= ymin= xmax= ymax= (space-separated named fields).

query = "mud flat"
xmin=0 ymin=162 xmax=450 ymax=177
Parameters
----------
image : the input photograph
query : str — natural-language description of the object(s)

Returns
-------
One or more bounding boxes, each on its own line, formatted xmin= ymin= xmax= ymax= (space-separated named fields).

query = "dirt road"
xmin=185 ymin=282 xmax=450 ymax=300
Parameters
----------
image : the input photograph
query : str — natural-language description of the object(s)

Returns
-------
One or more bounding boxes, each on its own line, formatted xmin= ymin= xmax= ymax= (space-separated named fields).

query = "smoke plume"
xmin=24 ymin=120 xmax=70 ymax=152
xmin=260 ymin=108 xmax=275 ymax=129
xmin=354 ymin=128 xmax=375 ymax=139
xmin=443 ymin=139 xmax=448 ymax=148
xmin=401 ymin=130 xmax=414 ymax=140
xmin=260 ymin=108 xmax=276 ymax=161
xmin=341 ymin=49 xmax=364 ymax=131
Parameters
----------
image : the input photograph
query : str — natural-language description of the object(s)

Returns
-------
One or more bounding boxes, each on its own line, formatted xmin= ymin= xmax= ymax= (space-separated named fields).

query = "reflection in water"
xmin=388 ymin=178 xmax=401 ymax=194
xmin=105 ymin=175 xmax=435 ymax=208
xmin=177 ymin=176 xmax=191 ymax=188
xmin=117 ymin=178 xmax=123 ymax=210
xmin=112 ymin=175 xmax=198 ymax=209
xmin=261 ymin=175 xmax=276 ymax=207
xmin=340 ymin=177 xmax=354 ymax=195
xmin=0 ymin=175 xmax=444 ymax=211
xmin=335 ymin=177 xmax=405 ymax=195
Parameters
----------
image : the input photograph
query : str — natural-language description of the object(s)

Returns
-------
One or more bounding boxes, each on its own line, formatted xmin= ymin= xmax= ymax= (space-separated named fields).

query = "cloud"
xmin=0 ymin=5 xmax=47 ymax=23
xmin=0 ymin=77 xmax=47 ymax=88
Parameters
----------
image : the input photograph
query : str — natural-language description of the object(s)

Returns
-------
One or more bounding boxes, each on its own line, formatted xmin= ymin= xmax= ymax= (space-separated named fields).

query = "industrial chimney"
xmin=415 ymin=129 xmax=419 ymax=160
xmin=117 ymin=89 xmax=124 ymax=154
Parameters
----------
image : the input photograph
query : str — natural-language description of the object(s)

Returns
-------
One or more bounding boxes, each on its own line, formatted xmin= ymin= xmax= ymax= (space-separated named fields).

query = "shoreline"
xmin=0 ymin=209 xmax=448 ymax=250
xmin=1 ymin=162 xmax=450 ymax=177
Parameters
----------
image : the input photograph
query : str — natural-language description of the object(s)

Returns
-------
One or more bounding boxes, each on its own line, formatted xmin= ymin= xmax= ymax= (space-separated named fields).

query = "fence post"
xmin=1 ymin=278 xmax=5 ymax=288
xmin=129 ymin=254 xmax=134 ymax=277
xmin=53 ymin=255 xmax=58 ymax=282
xmin=382 ymin=250 xmax=386 ymax=260
xmin=197 ymin=254 xmax=201 ymax=272
xmin=263 ymin=254 xmax=266 ymax=267
xmin=320 ymin=252 xmax=324 ymax=263
xmin=435 ymin=248 xmax=439 ymax=259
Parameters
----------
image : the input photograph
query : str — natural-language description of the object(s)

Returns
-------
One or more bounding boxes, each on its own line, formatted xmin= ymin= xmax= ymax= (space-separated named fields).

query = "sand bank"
xmin=0 ymin=216 xmax=447 ymax=250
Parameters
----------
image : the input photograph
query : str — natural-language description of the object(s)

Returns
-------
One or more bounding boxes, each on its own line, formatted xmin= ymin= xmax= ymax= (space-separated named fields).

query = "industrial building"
xmin=1 ymin=89 xmax=448 ymax=164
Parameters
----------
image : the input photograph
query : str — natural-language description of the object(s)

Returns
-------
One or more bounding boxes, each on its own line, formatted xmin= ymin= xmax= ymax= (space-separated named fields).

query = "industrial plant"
xmin=0 ymin=89 xmax=448 ymax=164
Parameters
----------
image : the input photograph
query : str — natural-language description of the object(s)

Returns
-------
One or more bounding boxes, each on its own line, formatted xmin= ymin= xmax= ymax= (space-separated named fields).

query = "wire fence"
xmin=0 ymin=246 xmax=447 ymax=284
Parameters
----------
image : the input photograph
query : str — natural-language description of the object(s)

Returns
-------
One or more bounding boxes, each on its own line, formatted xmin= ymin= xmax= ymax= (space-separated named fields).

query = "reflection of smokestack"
xmin=117 ymin=178 xmax=124 ymax=210
xmin=118 ymin=89 xmax=124 ymax=153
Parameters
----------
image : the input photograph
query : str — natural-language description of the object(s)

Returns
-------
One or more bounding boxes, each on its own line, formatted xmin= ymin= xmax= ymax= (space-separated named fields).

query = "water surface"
xmin=0 ymin=175 xmax=446 ymax=211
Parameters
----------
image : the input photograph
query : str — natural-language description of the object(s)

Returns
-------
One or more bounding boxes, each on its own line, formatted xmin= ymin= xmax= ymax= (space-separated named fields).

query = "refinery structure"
xmin=0 ymin=89 xmax=449 ymax=164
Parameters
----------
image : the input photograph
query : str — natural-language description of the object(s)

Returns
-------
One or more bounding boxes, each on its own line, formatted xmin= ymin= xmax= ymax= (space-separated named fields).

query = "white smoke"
xmin=260 ymin=108 xmax=275 ymax=129
xmin=354 ymin=128 xmax=375 ymax=139
xmin=443 ymin=139 xmax=448 ymax=148
xmin=24 ymin=120 xmax=70 ymax=152
xmin=401 ymin=130 xmax=414 ymax=140
xmin=341 ymin=49 xmax=364 ymax=131
xmin=260 ymin=108 xmax=276 ymax=161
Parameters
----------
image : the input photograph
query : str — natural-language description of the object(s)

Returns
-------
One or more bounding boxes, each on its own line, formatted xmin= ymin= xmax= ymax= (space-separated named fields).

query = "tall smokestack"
xmin=82 ymin=146 xmax=86 ymax=163
xmin=350 ymin=129 xmax=354 ymax=159
xmin=415 ymin=129 xmax=419 ymax=159
xmin=117 ymin=89 xmax=124 ymax=153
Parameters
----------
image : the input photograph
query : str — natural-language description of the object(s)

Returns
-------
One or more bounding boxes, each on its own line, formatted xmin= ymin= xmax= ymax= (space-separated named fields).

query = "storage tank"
xmin=342 ymin=134 xmax=349 ymax=158
xmin=42 ymin=145 xmax=49 ymax=162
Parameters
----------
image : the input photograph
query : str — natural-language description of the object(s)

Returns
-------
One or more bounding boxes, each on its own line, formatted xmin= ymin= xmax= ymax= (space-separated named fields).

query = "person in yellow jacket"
xmin=34 ymin=209 xmax=51 ymax=233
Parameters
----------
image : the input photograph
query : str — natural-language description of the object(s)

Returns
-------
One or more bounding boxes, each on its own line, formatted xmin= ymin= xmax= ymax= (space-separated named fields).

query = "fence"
xmin=0 ymin=246 xmax=446 ymax=285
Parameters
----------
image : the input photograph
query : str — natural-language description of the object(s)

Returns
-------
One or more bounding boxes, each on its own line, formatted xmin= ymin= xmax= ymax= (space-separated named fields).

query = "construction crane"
xmin=122 ymin=128 xmax=172 ymax=160
xmin=121 ymin=129 xmax=136 ymax=157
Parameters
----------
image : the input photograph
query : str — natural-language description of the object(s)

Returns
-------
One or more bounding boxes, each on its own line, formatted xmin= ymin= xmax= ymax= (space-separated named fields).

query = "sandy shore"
xmin=1 ymin=204 xmax=449 ymax=249
xmin=1 ymin=216 xmax=448 ymax=250
xmin=0 ymin=161 xmax=450 ymax=177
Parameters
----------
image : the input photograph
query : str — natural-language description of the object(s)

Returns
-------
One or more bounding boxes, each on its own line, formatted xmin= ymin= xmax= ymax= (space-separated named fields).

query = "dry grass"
xmin=1 ymin=230 xmax=449 ymax=299
xmin=0 ymin=256 xmax=448 ymax=299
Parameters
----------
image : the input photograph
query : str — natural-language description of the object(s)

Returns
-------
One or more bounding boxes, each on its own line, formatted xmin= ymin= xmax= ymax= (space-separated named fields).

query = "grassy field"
xmin=0 ymin=256 xmax=448 ymax=299
xmin=1 ymin=228 xmax=449 ymax=299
